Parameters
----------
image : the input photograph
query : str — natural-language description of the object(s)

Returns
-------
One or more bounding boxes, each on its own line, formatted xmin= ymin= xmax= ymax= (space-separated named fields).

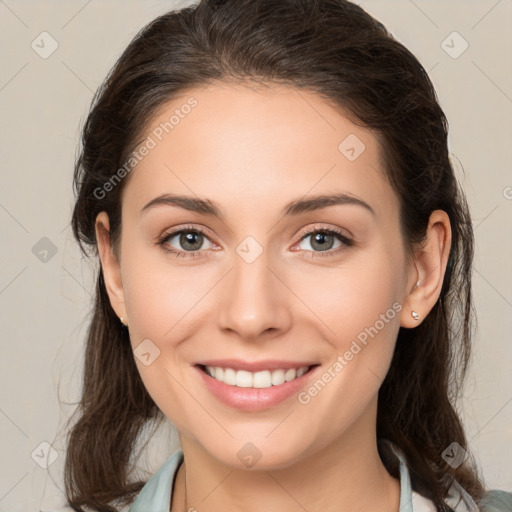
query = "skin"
xmin=95 ymin=82 xmax=451 ymax=512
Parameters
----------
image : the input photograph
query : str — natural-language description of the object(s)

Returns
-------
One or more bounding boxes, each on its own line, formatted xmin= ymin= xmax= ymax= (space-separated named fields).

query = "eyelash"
xmin=156 ymin=224 xmax=354 ymax=260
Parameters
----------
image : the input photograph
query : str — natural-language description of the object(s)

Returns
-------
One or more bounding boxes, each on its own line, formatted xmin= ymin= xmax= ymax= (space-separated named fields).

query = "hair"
xmin=66 ymin=0 xmax=488 ymax=510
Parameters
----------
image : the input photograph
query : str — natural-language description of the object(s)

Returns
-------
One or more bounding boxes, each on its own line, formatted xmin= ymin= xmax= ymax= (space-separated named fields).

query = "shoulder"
xmin=40 ymin=450 xmax=182 ymax=512
xmin=445 ymin=476 xmax=512 ymax=512
xmin=412 ymin=489 xmax=438 ymax=511
xmin=410 ymin=482 xmax=512 ymax=512
xmin=479 ymin=489 xmax=512 ymax=512
xmin=379 ymin=439 xmax=512 ymax=512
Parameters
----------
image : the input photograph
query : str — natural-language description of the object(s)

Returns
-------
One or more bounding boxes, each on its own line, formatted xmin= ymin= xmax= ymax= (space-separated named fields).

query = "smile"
xmin=200 ymin=364 xmax=313 ymax=388
xmin=194 ymin=363 xmax=321 ymax=411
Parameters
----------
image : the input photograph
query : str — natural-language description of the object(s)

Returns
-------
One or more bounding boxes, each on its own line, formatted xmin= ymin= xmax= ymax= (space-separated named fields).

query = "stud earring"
xmin=120 ymin=316 xmax=128 ymax=326
xmin=411 ymin=311 xmax=419 ymax=321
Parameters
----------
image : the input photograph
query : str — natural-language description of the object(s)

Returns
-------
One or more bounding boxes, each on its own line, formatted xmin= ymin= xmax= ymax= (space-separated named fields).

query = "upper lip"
xmin=195 ymin=359 xmax=319 ymax=372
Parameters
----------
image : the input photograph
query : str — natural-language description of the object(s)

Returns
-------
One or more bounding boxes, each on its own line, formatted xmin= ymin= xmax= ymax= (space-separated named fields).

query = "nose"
xmin=216 ymin=247 xmax=293 ymax=342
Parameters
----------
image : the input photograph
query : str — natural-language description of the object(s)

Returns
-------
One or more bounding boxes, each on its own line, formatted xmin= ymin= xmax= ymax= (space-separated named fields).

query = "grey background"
xmin=0 ymin=1 xmax=511 ymax=510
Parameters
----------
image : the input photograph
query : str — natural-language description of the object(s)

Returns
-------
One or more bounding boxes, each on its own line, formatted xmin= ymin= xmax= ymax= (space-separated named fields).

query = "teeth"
xmin=204 ymin=365 xmax=310 ymax=388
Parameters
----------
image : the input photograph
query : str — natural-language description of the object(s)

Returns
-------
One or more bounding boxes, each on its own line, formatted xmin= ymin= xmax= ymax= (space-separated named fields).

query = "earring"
xmin=120 ymin=316 xmax=128 ymax=326
xmin=411 ymin=311 xmax=419 ymax=321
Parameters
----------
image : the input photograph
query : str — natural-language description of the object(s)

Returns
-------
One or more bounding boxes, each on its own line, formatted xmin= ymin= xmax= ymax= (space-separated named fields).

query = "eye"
xmin=294 ymin=226 xmax=353 ymax=258
xmin=156 ymin=224 xmax=354 ymax=260
xmin=157 ymin=225 xmax=216 ymax=259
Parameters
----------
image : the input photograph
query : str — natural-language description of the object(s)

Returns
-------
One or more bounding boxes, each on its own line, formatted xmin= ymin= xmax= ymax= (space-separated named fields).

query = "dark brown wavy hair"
xmin=65 ymin=0 xmax=487 ymax=510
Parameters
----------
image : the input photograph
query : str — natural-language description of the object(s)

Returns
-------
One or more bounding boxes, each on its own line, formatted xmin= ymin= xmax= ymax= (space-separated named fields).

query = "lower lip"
xmin=194 ymin=364 xmax=320 ymax=411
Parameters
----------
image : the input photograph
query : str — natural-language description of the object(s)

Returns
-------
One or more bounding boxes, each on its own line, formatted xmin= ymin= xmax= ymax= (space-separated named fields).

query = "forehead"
xmin=122 ymin=82 xmax=398 ymax=223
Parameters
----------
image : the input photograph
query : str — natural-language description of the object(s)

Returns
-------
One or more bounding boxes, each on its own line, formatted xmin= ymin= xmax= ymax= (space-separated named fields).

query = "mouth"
xmin=194 ymin=362 xmax=321 ymax=411
xmin=196 ymin=363 xmax=320 ymax=388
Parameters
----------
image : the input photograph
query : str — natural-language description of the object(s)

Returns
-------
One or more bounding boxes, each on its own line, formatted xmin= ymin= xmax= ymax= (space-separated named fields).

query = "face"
xmin=99 ymin=82 xmax=418 ymax=470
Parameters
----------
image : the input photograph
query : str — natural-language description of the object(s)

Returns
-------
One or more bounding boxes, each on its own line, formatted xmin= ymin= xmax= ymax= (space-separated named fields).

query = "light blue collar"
xmin=389 ymin=442 xmax=417 ymax=512
xmin=129 ymin=448 xmax=184 ymax=512
xmin=127 ymin=441 xmax=466 ymax=512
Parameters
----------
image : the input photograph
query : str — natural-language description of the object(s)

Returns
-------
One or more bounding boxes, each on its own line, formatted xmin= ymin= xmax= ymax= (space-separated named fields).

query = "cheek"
xmin=119 ymin=246 xmax=205 ymax=428
xmin=120 ymin=240 xmax=212 ymax=342
xmin=291 ymin=244 xmax=405 ymax=345
xmin=291 ymin=249 xmax=404 ymax=431
xmin=291 ymin=245 xmax=406 ymax=417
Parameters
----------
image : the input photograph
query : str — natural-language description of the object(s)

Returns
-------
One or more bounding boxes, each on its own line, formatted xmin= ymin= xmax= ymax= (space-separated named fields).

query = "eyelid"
xmin=158 ymin=223 xmax=215 ymax=242
xmin=294 ymin=223 xmax=353 ymax=243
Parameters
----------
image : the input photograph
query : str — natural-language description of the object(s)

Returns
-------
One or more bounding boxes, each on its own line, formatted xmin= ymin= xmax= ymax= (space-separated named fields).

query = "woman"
xmin=56 ymin=0 xmax=512 ymax=511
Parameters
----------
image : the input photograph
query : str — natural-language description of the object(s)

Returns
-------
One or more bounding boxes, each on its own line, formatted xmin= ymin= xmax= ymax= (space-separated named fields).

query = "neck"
xmin=171 ymin=401 xmax=400 ymax=512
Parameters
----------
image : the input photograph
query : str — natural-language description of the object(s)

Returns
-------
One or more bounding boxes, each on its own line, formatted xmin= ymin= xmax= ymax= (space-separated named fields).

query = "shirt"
xmin=127 ymin=440 xmax=477 ymax=512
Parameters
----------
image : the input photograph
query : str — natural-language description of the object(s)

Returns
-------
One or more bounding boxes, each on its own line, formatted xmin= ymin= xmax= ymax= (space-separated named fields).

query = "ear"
xmin=400 ymin=210 xmax=452 ymax=328
xmin=95 ymin=211 xmax=127 ymax=323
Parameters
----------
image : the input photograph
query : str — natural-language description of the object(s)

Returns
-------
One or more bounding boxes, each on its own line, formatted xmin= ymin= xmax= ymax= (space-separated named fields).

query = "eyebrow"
xmin=139 ymin=192 xmax=375 ymax=219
